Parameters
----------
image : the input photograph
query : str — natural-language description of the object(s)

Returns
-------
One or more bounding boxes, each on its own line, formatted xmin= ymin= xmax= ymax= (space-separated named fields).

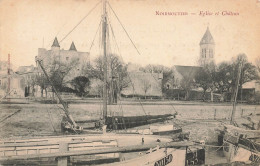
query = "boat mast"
xmin=230 ymin=61 xmax=242 ymax=124
xmin=36 ymin=60 xmax=78 ymax=128
xmin=102 ymin=0 xmax=108 ymax=122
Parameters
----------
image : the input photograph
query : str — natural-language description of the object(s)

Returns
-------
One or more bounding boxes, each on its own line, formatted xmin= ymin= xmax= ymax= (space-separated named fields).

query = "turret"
xmin=69 ymin=41 xmax=77 ymax=51
xmin=51 ymin=37 xmax=60 ymax=52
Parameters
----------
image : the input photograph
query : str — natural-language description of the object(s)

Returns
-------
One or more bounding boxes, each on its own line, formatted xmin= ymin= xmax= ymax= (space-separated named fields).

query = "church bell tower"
xmin=199 ymin=27 xmax=215 ymax=67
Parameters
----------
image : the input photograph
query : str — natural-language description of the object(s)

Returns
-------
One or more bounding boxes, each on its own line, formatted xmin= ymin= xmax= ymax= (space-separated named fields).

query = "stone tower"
xmin=199 ymin=27 xmax=215 ymax=67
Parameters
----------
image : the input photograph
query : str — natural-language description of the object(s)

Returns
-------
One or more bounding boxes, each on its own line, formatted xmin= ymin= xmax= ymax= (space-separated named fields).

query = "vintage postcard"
xmin=0 ymin=0 xmax=259 ymax=165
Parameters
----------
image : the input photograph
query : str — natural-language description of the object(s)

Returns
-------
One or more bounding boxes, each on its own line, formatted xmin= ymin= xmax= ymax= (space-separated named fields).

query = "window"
xmin=202 ymin=48 xmax=207 ymax=58
xmin=209 ymin=49 xmax=213 ymax=58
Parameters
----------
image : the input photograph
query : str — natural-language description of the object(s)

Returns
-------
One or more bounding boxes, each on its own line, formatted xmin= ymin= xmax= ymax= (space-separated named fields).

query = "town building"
xmin=121 ymin=27 xmax=216 ymax=99
xmin=1 ymin=38 xmax=90 ymax=98
xmin=36 ymin=37 xmax=90 ymax=84
xmin=162 ymin=27 xmax=216 ymax=99
xmin=165 ymin=27 xmax=215 ymax=90
xmin=121 ymin=71 xmax=163 ymax=98
xmin=0 ymin=61 xmax=15 ymax=97
xmin=0 ymin=62 xmax=36 ymax=98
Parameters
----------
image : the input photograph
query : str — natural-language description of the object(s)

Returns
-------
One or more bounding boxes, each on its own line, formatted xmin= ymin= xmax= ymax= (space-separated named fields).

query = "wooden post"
xmin=214 ymin=109 xmax=216 ymax=120
xmin=241 ymin=109 xmax=244 ymax=117
xmin=230 ymin=61 xmax=242 ymax=124
xmin=58 ymin=142 xmax=68 ymax=166
xmin=211 ymin=91 xmax=213 ymax=102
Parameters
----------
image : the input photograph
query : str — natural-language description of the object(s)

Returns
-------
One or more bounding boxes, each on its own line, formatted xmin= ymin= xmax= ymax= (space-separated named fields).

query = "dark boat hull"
xmin=75 ymin=114 xmax=175 ymax=130
xmin=105 ymin=114 xmax=175 ymax=130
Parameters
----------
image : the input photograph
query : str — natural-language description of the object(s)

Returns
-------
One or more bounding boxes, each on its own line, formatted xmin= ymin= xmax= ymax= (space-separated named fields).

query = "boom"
xmin=36 ymin=59 xmax=81 ymax=132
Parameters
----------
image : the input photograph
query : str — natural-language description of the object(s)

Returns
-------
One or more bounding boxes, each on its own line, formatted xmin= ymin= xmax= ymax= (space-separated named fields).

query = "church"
xmin=164 ymin=27 xmax=216 ymax=97
xmin=120 ymin=27 xmax=216 ymax=99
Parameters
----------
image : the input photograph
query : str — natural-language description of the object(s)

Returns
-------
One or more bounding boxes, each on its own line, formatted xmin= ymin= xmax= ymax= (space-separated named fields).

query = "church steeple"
xmin=69 ymin=41 xmax=77 ymax=51
xmin=200 ymin=26 xmax=215 ymax=45
xmin=199 ymin=27 xmax=215 ymax=67
xmin=52 ymin=37 xmax=60 ymax=47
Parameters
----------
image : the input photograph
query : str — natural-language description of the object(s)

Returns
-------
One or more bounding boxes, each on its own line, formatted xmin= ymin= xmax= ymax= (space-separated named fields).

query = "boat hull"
xmin=76 ymin=114 xmax=175 ymax=130
xmin=222 ymin=133 xmax=260 ymax=164
xmin=0 ymin=134 xmax=173 ymax=165
xmin=100 ymin=147 xmax=186 ymax=166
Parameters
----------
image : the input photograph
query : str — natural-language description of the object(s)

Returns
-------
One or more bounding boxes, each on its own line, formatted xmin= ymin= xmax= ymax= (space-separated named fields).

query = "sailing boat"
xmin=218 ymin=60 xmax=260 ymax=164
xmin=41 ymin=0 xmax=178 ymax=135
xmin=0 ymin=0 xmax=193 ymax=166
xmin=0 ymin=1 xmax=206 ymax=165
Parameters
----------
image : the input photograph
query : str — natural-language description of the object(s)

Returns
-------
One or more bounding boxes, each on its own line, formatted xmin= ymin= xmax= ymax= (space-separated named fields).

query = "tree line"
xmin=139 ymin=54 xmax=259 ymax=101
xmin=32 ymin=54 xmax=129 ymax=101
xmin=195 ymin=54 xmax=259 ymax=101
xmin=29 ymin=53 xmax=259 ymax=102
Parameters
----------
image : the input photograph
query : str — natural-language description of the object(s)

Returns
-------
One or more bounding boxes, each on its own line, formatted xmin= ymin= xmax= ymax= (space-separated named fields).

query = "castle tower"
xmin=50 ymin=37 xmax=60 ymax=63
xmin=199 ymin=27 xmax=215 ymax=67
xmin=51 ymin=37 xmax=60 ymax=52
xmin=69 ymin=41 xmax=77 ymax=51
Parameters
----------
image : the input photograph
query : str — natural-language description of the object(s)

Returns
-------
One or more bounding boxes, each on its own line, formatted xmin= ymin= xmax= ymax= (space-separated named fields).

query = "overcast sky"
xmin=0 ymin=0 xmax=259 ymax=69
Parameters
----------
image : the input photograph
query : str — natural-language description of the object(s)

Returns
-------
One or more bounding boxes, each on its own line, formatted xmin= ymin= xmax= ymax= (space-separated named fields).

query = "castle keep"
xmin=36 ymin=37 xmax=90 ymax=82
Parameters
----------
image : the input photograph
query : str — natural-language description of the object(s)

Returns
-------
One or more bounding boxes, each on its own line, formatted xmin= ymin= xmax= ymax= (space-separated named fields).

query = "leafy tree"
xmin=71 ymin=76 xmax=90 ymax=97
xmin=36 ymin=58 xmax=79 ymax=97
xmin=141 ymin=78 xmax=151 ymax=99
xmin=231 ymin=55 xmax=258 ymax=90
xmin=89 ymin=79 xmax=103 ymax=97
xmin=195 ymin=64 xmax=216 ymax=101
xmin=180 ymin=76 xmax=194 ymax=100
xmin=214 ymin=54 xmax=259 ymax=100
xmin=49 ymin=59 xmax=79 ymax=91
xmin=35 ymin=73 xmax=49 ymax=97
xmin=87 ymin=56 xmax=104 ymax=80
xmin=214 ymin=62 xmax=229 ymax=95
xmin=86 ymin=54 xmax=129 ymax=100
xmin=255 ymin=57 xmax=260 ymax=73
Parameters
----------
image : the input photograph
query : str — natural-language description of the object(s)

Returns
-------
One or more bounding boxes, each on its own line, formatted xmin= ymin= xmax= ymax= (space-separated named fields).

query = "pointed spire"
xmin=52 ymin=37 xmax=60 ymax=47
xmin=69 ymin=41 xmax=77 ymax=51
xmin=200 ymin=27 xmax=215 ymax=45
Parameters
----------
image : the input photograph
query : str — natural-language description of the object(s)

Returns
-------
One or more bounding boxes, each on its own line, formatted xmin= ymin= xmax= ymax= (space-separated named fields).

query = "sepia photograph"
xmin=0 ymin=0 xmax=259 ymax=165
